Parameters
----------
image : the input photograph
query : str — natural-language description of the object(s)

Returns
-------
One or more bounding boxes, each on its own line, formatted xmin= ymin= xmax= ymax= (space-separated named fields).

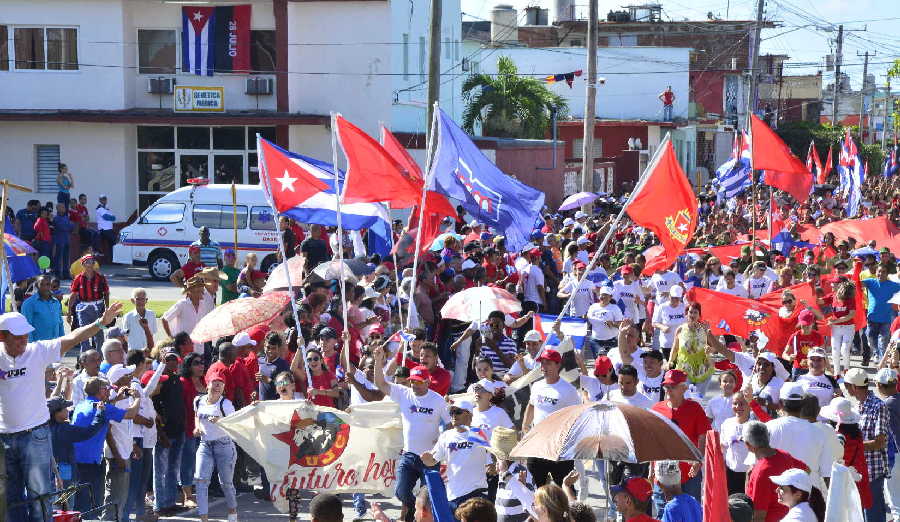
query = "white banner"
xmin=217 ymin=399 xmax=402 ymax=512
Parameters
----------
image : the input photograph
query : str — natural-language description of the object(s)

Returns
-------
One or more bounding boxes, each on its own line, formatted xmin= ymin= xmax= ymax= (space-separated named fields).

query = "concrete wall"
xmin=0 ymin=122 xmax=132 ymax=219
xmin=473 ymin=47 xmax=690 ymax=121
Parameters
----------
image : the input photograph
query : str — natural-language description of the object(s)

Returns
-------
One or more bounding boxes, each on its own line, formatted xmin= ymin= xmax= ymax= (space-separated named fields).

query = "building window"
xmin=138 ymin=29 xmax=176 ymax=74
xmin=250 ymin=30 xmax=276 ymax=72
xmin=35 ymin=145 xmax=60 ymax=192
xmin=0 ymin=26 xmax=8 ymax=70
xmin=571 ymin=138 xmax=603 ymax=160
xmin=402 ymin=33 xmax=409 ymax=80
xmin=14 ymin=27 xmax=78 ymax=70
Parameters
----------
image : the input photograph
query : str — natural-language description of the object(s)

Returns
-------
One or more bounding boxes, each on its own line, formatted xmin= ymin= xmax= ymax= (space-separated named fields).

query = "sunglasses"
xmin=782 ymin=299 xmax=794 ymax=304
xmin=275 ymin=380 xmax=292 ymax=386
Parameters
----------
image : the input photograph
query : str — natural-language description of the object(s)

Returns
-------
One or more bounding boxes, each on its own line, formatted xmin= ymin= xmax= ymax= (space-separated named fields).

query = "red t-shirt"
xmin=33 ymin=217 xmax=51 ymax=242
xmin=651 ymin=399 xmax=710 ymax=483
xmin=891 ymin=315 xmax=900 ymax=335
xmin=394 ymin=353 xmax=452 ymax=396
xmin=625 ymin=515 xmax=659 ymax=522
xmin=180 ymin=376 xmax=201 ymax=437
xmin=230 ymin=359 xmax=254 ymax=405
xmin=308 ymin=370 xmax=336 ymax=407
xmin=661 ymin=91 xmax=674 ymax=105
xmin=831 ymin=297 xmax=856 ymax=323
xmin=747 ymin=450 xmax=807 ymax=522
xmin=787 ymin=330 xmax=824 ymax=369
xmin=239 ymin=350 xmax=260 ymax=379
xmin=181 ymin=261 xmax=203 ymax=280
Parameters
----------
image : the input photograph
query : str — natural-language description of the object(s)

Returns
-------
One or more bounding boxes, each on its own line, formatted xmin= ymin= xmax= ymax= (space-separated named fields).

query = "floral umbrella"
xmin=190 ymin=291 xmax=291 ymax=343
xmin=440 ymin=286 xmax=521 ymax=323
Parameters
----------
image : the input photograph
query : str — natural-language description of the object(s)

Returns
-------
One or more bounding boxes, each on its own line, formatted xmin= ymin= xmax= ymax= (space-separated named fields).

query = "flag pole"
xmin=547 ymin=134 xmax=673 ymax=346
xmin=402 ymin=102 xmax=439 ymax=366
xmin=256 ymin=134 xmax=313 ymax=388
xmin=331 ymin=113 xmax=352 ymax=371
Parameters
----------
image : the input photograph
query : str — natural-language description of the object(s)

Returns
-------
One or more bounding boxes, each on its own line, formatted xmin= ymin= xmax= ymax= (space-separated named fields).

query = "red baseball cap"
xmin=610 ymin=477 xmax=653 ymax=502
xmin=573 ymin=260 xmax=587 ymax=270
xmin=536 ymin=349 xmax=562 ymax=364
xmin=662 ymin=369 xmax=687 ymax=386
xmin=528 ymin=248 xmax=542 ymax=257
xmin=189 ymin=245 xmax=201 ymax=254
xmin=620 ymin=265 xmax=634 ymax=275
xmin=593 ymin=356 xmax=613 ymax=378
xmin=798 ymin=309 xmax=816 ymax=326
xmin=408 ymin=365 xmax=432 ymax=382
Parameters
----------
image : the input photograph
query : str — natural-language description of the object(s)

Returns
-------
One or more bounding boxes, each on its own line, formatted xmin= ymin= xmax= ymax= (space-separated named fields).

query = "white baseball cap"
xmin=574 ymin=211 xmax=588 ymax=219
xmin=770 ymin=468 xmax=812 ymax=493
xmin=473 ymin=378 xmax=499 ymax=394
xmin=523 ymin=329 xmax=543 ymax=342
xmin=669 ymin=286 xmax=684 ymax=298
xmin=576 ymin=236 xmax=591 ymax=246
xmin=99 ymin=194 xmax=108 ymax=199
xmin=598 ymin=286 xmax=613 ymax=296
xmin=452 ymin=399 xmax=475 ymax=412
xmin=107 ymin=363 xmax=136 ymax=384
xmin=232 ymin=332 xmax=257 ymax=347
xmin=807 ymin=347 xmax=827 ymax=359
xmin=0 ymin=312 xmax=35 ymax=336
xmin=563 ymin=218 xmax=575 ymax=227
xmin=876 ymin=368 xmax=898 ymax=385
xmin=844 ymin=368 xmax=869 ymax=387
xmin=779 ymin=382 xmax=806 ymax=402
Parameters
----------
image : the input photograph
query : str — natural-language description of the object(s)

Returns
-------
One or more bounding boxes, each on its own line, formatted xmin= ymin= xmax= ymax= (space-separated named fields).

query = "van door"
xmin=130 ymin=201 xmax=191 ymax=279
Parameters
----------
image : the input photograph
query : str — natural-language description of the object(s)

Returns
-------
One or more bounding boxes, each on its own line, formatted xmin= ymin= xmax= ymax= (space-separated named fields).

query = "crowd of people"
xmin=3 ymin=173 xmax=900 ymax=522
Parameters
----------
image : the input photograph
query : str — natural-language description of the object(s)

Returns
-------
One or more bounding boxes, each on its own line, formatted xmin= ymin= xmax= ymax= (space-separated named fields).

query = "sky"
xmin=460 ymin=0 xmax=899 ymax=90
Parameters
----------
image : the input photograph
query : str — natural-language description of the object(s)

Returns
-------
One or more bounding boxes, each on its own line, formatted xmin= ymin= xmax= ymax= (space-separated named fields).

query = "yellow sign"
xmin=174 ymin=86 xmax=225 ymax=112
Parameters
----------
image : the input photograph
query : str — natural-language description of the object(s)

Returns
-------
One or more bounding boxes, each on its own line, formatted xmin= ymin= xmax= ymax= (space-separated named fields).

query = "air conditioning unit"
xmin=245 ymin=77 xmax=274 ymax=95
xmin=147 ymin=77 xmax=175 ymax=94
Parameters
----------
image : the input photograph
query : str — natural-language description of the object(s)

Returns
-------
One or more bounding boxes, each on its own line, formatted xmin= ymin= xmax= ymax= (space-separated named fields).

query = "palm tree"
xmin=462 ymin=56 xmax=568 ymax=139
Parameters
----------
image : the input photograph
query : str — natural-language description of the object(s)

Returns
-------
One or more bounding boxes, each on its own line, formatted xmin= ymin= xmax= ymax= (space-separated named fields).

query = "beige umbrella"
xmin=509 ymin=401 xmax=702 ymax=463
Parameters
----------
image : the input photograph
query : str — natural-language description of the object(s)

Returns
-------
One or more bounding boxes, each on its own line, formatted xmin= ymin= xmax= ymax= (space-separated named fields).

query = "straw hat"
xmin=199 ymin=267 xmax=229 ymax=281
xmin=486 ymin=426 xmax=519 ymax=461
xmin=183 ymin=276 xmax=207 ymax=293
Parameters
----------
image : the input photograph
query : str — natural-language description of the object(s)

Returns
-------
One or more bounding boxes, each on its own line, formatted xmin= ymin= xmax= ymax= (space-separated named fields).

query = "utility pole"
xmin=884 ymin=78 xmax=892 ymax=152
xmin=857 ymin=50 xmax=873 ymax=143
xmin=746 ymin=0 xmax=764 ymax=130
xmin=831 ymin=25 xmax=844 ymax=126
xmin=426 ymin=0 xmax=442 ymax=141
xmin=580 ymin=0 xmax=598 ymax=212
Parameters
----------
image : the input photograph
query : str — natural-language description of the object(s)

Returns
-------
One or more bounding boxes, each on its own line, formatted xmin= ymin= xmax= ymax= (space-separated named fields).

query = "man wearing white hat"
xmin=845 ymin=367 xmax=891 ymax=522
xmin=796 ymin=347 xmax=838 ymax=408
xmin=421 ymin=399 xmax=491 ymax=511
xmin=585 ymin=286 xmax=623 ymax=357
xmin=0 ymin=304 xmax=122 ymax=521
xmin=651 ymin=285 xmax=687 ymax=359
xmin=874 ymin=367 xmax=900 ymax=519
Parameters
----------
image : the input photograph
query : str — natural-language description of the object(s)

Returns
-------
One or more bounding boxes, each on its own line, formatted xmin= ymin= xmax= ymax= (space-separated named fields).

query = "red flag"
xmin=703 ymin=430 xmax=730 ymax=522
xmin=821 ymin=147 xmax=833 ymax=184
xmin=336 ymin=115 xmax=422 ymax=208
xmin=408 ymin=191 xmax=457 ymax=253
xmin=381 ymin=126 xmax=424 ymax=183
xmin=688 ymin=287 xmax=794 ymax=356
xmin=807 ymin=141 xmax=822 ymax=183
xmin=257 ymin=137 xmax=329 ymax=213
xmin=769 ymin=197 xmax=785 ymax=234
xmin=750 ymin=114 xmax=813 ymax=202
xmin=626 ymin=138 xmax=698 ymax=275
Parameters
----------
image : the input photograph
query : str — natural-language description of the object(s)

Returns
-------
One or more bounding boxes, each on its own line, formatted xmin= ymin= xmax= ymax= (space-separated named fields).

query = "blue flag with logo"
xmin=428 ymin=108 xmax=545 ymax=251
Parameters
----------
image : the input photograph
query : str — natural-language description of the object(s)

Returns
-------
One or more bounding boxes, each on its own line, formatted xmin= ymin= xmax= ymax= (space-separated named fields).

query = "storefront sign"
xmin=174 ymin=86 xmax=225 ymax=112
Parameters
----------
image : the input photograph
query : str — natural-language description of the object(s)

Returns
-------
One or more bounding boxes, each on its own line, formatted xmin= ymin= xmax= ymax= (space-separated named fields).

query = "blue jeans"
xmin=126 ymin=444 xmax=153 ymax=519
xmin=53 ymin=242 xmax=70 ymax=278
xmin=75 ymin=462 xmax=104 ymax=513
xmin=587 ymin=337 xmax=617 ymax=358
xmin=867 ymin=475 xmax=887 ymax=522
xmin=1 ymin=423 xmax=53 ymax=522
xmin=153 ymin=432 xmax=184 ymax=511
xmin=353 ymin=493 xmax=368 ymax=516
xmin=868 ymin=321 xmax=892 ymax=363
xmin=195 ymin=438 xmax=238 ymax=516
xmin=663 ymin=104 xmax=673 ymax=121
xmin=449 ymin=488 xmax=488 ymax=516
xmin=180 ymin=436 xmax=198 ymax=488
xmin=396 ymin=452 xmax=439 ymax=508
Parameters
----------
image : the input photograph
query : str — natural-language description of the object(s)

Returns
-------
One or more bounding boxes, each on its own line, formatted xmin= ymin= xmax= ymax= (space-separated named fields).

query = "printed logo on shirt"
xmin=409 ymin=405 xmax=435 ymax=415
xmin=806 ymin=381 xmax=833 ymax=390
xmin=642 ymin=384 xmax=662 ymax=396
xmin=0 ymin=367 xmax=26 ymax=380
xmin=448 ymin=441 xmax=476 ymax=452
xmin=667 ymin=313 xmax=685 ymax=321
xmin=535 ymin=395 xmax=559 ymax=406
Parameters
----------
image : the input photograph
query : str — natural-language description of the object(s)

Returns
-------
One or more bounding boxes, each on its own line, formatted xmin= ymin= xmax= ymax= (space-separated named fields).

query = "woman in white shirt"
xmin=719 ymin=393 xmax=752 ymax=495
xmin=470 ymin=378 xmax=513 ymax=440
xmin=716 ymin=269 xmax=749 ymax=298
xmin=193 ymin=374 xmax=238 ymax=522
xmin=770 ymin=468 xmax=826 ymax=521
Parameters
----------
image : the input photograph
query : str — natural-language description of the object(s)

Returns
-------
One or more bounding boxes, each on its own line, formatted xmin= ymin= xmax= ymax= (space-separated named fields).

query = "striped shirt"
xmin=191 ymin=240 xmax=221 ymax=268
xmin=496 ymin=461 xmax=534 ymax=522
xmin=860 ymin=391 xmax=891 ymax=480
xmin=70 ymin=272 xmax=109 ymax=302
xmin=481 ymin=334 xmax=517 ymax=376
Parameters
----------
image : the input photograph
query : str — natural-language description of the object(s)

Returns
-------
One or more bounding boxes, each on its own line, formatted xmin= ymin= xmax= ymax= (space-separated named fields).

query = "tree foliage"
xmin=462 ymin=56 xmax=569 ymax=139
xmin=776 ymin=121 xmax=885 ymax=175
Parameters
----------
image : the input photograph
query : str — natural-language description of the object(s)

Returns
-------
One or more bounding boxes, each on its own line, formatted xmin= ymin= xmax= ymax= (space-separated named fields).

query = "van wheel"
xmin=148 ymin=251 xmax=179 ymax=281
xmin=261 ymin=254 xmax=279 ymax=275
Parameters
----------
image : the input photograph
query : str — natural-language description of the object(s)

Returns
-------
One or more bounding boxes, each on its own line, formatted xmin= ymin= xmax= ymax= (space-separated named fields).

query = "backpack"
xmin=194 ymin=394 xmax=226 ymax=417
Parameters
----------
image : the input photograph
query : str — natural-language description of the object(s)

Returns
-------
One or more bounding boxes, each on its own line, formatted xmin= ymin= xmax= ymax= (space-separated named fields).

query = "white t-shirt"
xmin=96 ymin=206 xmax=115 ymax=231
xmin=559 ymin=277 xmax=596 ymax=316
xmin=782 ymin=502 xmax=817 ymax=522
xmin=613 ymin=280 xmax=643 ymax=321
xmin=745 ymin=275 xmax=773 ymax=299
xmin=705 ymin=395 xmax=735 ymax=432
xmin=471 ymin=406 xmax=513 ymax=440
xmin=719 ymin=416 xmax=750 ymax=472
xmin=505 ymin=354 xmax=537 ymax=379
xmin=798 ymin=372 xmax=837 ymax=408
xmin=752 ymin=376 xmax=785 ymax=405
xmin=580 ymin=375 xmax=619 ymax=402
xmin=716 ymin=282 xmax=749 ymax=298
xmin=430 ymin=428 xmax=491 ymax=500
xmin=586 ymin=302 xmax=624 ymax=341
xmin=765 ymin=415 xmax=833 ymax=478
xmin=195 ymin=395 xmax=236 ymax=441
xmin=350 ymin=369 xmax=379 ymax=406
xmin=605 ymin=347 xmax=646 ymax=372
xmin=0 ymin=339 xmax=61 ymax=432
xmin=390 ymin=383 xmax=450 ymax=455
xmin=521 ymin=263 xmax=545 ymax=305
xmin=529 ymin=378 xmax=581 ymax=424
xmin=636 ymin=366 xmax=665 ymax=402
xmin=652 ymin=301 xmax=686 ymax=348
xmin=124 ymin=309 xmax=157 ymax=352
xmin=104 ymin=393 xmax=134 ymax=459
xmin=606 ymin=389 xmax=654 ymax=409
xmin=649 ymin=271 xmax=682 ymax=302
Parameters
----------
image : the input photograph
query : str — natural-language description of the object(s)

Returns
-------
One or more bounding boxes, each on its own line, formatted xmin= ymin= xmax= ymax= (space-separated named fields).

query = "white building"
xmin=0 ymin=0 xmax=461 ymax=219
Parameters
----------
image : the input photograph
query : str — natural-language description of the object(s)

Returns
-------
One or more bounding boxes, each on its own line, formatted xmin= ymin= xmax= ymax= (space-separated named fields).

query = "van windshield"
xmin=141 ymin=203 xmax=185 ymax=224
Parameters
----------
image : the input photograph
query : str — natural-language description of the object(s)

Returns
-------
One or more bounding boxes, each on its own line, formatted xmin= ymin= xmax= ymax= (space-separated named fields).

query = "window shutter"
xmin=36 ymin=145 xmax=60 ymax=192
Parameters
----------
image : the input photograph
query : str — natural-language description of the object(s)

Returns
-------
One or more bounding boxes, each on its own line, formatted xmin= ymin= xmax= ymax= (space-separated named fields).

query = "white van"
xmin=113 ymin=184 xmax=279 ymax=280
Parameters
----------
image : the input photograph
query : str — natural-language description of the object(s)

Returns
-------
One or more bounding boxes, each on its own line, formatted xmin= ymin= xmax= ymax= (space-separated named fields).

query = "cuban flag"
xmin=257 ymin=137 xmax=393 ymax=256
xmin=884 ymin=147 xmax=898 ymax=178
xmin=838 ymin=131 xmax=863 ymax=217
xmin=462 ymin=426 xmax=491 ymax=448
xmin=532 ymin=313 xmax=588 ymax=349
xmin=182 ymin=7 xmax=215 ymax=76
xmin=714 ymin=131 xmax=751 ymax=202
